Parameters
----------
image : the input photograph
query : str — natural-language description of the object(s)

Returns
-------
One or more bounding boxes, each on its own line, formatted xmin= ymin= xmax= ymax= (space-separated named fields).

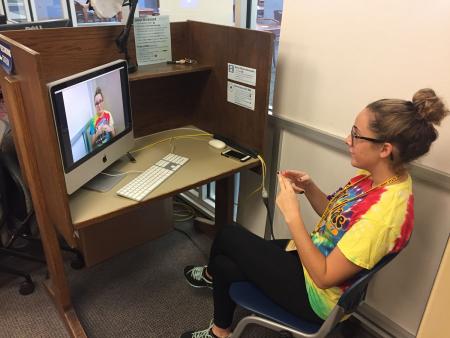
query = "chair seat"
xmin=229 ymin=282 xmax=321 ymax=334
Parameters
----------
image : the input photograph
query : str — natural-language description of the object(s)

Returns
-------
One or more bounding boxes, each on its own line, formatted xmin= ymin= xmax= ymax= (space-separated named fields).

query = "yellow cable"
xmin=130 ymin=132 xmax=212 ymax=155
xmin=240 ymin=154 xmax=267 ymax=203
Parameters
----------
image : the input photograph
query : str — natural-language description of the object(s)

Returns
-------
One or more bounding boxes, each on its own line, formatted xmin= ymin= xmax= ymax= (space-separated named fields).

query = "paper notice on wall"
xmin=134 ymin=15 xmax=172 ymax=66
xmin=227 ymin=81 xmax=255 ymax=110
xmin=227 ymin=63 xmax=256 ymax=86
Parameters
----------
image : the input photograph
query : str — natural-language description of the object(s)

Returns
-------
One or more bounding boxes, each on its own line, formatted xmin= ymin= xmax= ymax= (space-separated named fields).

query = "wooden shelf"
xmin=129 ymin=62 xmax=213 ymax=81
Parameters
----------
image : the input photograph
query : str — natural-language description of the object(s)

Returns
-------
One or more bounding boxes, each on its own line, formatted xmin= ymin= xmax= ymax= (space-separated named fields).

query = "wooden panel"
xmin=417 ymin=236 xmax=450 ymax=338
xmin=2 ymin=22 xmax=190 ymax=84
xmin=3 ymin=26 xmax=134 ymax=83
xmin=130 ymin=71 xmax=210 ymax=137
xmin=188 ymin=21 xmax=274 ymax=156
xmin=78 ymin=198 xmax=173 ymax=267
xmin=170 ymin=21 xmax=191 ymax=59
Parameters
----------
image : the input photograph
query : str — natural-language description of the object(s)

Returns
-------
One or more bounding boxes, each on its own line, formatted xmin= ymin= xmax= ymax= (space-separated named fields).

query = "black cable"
xmin=262 ymin=196 xmax=275 ymax=240
xmin=173 ymin=226 xmax=209 ymax=260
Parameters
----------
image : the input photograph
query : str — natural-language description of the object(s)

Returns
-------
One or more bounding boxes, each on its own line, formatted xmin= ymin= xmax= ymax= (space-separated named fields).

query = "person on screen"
xmin=180 ymin=88 xmax=449 ymax=338
xmin=89 ymin=87 xmax=116 ymax=149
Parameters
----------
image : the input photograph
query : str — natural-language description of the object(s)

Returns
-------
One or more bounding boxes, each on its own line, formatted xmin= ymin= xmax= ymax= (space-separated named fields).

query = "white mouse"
xmin=208 ymin=139 xmax=226 ymax=150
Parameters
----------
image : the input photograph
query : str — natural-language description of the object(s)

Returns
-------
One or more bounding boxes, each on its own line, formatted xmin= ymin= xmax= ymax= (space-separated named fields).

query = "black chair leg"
xmin=0 ymin=263 xmax=35 ymax=295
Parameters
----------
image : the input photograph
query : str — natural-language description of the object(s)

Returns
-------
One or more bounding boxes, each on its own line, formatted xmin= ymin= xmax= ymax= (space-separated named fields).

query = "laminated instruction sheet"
xmin=134 ymin=15 xmax=172 ymax=65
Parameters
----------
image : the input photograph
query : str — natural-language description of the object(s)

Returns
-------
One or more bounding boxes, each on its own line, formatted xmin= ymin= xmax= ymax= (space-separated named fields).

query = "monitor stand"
xmin=83 ymin=168 xmax=125 ymax=193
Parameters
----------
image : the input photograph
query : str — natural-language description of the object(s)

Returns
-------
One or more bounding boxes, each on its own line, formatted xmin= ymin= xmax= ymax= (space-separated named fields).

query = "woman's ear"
xmin=380 ymin=142 xmax=394 ymax=160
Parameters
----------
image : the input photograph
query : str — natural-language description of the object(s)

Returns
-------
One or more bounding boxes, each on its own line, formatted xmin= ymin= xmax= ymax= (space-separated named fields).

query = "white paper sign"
xmin=134 ymin=15 xmax=172 ymax=65
xmin=227 ymin=81 xmax=255 ymax=110
xmin=227 ymin=63 xmax=256 ymax=86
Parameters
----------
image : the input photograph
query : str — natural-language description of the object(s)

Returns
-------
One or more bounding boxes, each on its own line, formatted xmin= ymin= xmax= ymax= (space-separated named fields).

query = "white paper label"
xmin=134 ymin=15 xmax=172 ymax=66
xmin=227 ymin=81 xmax=255 ymax=110
xmin=227 ymin=63 xmax=256 ymax=86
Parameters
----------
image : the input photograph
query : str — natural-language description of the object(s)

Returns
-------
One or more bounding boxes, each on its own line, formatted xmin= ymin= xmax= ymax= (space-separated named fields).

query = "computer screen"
xmin=48 ymin=59 xmax=134 ymax=194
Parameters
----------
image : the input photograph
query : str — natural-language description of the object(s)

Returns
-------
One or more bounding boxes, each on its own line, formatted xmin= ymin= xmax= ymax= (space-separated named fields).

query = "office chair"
xmin=0 ymin=123 xmax=45 ymax=295
xmin=229 ymin=252 xmax=399 ymax=338
xmin=0 ymin=122 xmax=85 ymax=295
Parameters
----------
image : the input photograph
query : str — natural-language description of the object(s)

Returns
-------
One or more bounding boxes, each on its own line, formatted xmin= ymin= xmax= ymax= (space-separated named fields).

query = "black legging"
xmin=207 ymin=224 xmax=323 ymax=329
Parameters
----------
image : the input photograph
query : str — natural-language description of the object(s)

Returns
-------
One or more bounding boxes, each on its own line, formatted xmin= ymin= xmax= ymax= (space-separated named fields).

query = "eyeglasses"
xmin=350 ymin=126 xmax=385 ymax=146
xmin=95 ymin=99 xmax=103 ymax=106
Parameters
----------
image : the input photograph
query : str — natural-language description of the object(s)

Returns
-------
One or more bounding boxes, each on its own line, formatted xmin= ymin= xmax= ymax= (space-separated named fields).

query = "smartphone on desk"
xmin=221 ymin=149 xmax=251 ymax=162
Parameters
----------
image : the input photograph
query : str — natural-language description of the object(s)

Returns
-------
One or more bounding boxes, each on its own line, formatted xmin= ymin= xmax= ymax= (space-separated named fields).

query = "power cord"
xmin=258 ymin=154 xmax=275 ymax=239
xmin=262 ymin=188 xmax=275 ymax=240
xmin=173 ymin=201 xmax=195 ymax=222
xmin=173 ymin=200 xmax=209 ymax=260
xmin=131 ymin=132 xmax=213 ymax=155
xmin=239 ymin=154 xmax=276 ymax=240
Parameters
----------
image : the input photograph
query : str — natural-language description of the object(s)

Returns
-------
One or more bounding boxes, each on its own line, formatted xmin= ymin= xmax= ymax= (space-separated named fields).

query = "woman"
xmin=89 ymin=87 xmax=116 ymax=149
xmin=181 ymin=89 xmax=448 ymax=338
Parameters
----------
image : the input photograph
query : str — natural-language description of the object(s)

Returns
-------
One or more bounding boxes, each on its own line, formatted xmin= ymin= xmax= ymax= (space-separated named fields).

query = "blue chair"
xmin=229 ymin=253 xmax=399 ymax=338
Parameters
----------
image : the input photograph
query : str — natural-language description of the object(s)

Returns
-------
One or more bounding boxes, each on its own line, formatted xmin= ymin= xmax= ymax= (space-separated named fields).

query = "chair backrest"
xmin=338 ymin=252 xmax=399 ymax=314
xmin=0 ymin=128 xmax=33 ymax=235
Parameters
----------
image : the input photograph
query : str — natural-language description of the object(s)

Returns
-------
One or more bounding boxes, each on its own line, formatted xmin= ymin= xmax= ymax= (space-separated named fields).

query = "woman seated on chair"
xmin=180 ymin=88 xmax=449 ymax=338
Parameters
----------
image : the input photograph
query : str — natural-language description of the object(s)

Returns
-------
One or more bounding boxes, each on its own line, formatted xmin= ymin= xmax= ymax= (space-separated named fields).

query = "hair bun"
xmin=412 ymin=88 xmax=449 ymax=125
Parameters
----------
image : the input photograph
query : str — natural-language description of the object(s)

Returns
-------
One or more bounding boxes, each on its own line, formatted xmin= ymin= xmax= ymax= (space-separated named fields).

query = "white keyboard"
xmin=116 ymin=153 xmax=189 ymax=201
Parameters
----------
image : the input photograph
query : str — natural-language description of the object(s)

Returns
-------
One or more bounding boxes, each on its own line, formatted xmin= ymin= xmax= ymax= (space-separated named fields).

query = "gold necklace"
xmin=314 ymin=174 xmax=399 ymax=232
xmin=284 ymin=174 xmax=399 ymax=252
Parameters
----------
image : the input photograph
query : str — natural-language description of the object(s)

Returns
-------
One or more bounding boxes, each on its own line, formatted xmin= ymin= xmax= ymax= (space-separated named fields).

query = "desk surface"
xmin=69 ymin=127 xmax=259 ymax=229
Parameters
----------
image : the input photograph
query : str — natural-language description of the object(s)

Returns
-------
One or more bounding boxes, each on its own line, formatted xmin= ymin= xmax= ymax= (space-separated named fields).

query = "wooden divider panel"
xmin=188 ymin=21 xmax=274 ymax=155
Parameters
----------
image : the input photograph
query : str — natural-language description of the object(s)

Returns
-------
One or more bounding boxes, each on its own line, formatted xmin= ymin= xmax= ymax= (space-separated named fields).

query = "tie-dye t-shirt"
xmin=303 ymin=172 xmax=414 ymax=319
xmin=89 ymin=111 xmax=114 ymax=148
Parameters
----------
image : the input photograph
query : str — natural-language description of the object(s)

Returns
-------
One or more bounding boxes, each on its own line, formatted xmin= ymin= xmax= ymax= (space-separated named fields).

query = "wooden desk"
xmin=0 ymin=22 xmax=272 ymax=337
xmin=70 ymin=128 xmax=258 ymax=228
xmin=70 ymin=128 xmax=259 ymax=266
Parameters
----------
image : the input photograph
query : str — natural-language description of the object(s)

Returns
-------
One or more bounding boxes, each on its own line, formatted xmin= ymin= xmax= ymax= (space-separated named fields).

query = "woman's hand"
xmin=276 ymin=174 xmax=302 ymax=225
xmin=279 ymin=170 xmax=312 ymax=194
xmin=102 ymin=125 xmax=113 ymax=132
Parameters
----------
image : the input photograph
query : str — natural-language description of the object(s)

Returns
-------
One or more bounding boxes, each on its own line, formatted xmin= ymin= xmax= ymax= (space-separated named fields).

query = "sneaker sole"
xmin=185 ymin=279 xmax=213 ymax=289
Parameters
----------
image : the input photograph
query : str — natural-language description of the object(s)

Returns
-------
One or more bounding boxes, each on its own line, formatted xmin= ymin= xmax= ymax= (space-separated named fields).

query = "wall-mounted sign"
xmin=228 ymin=63 xmax=256 ymax=86
xmin=0 ymin=41 xmax=13 ymax=74
xmin=227 ymin=81 xmax=255 ymax=110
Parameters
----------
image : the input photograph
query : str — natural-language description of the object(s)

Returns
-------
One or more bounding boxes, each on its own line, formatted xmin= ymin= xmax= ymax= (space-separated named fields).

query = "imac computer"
xmin=48 ymin=59 xmax=134 ymax=194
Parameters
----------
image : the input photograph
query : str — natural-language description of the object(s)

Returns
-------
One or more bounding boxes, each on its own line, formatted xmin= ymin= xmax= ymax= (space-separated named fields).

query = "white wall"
xmin=62 ymin=82 xmax=93 ymax=140
xmin=274 ymin=0 xmax=450 ymax=174
xmin=159 ymin=0 xmax=234 ymax=26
